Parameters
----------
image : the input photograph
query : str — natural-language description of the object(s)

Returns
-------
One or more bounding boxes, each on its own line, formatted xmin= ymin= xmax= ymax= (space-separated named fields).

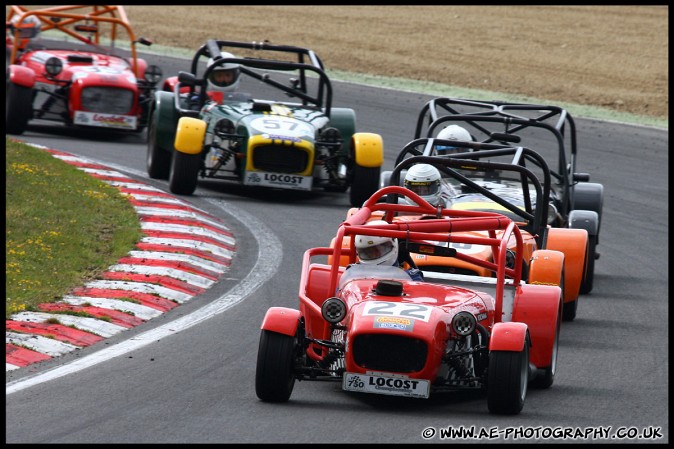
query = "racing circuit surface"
xmin=5 ymin=52 xmax=669 ymax=442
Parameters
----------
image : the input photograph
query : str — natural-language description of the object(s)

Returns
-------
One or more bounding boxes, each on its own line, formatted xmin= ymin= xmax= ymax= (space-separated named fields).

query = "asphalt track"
xmin=5 ymin=51 xmax=669 ymax=443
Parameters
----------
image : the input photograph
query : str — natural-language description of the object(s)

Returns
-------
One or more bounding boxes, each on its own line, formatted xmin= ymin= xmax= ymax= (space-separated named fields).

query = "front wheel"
xmin=147 ymin=116 xmax=171 ymax=180
xmin=168 ymin=150 xmax=200 ymax=195
xmin=255 ymin=330 xmax=297 ymax=402
xmin=487 ymin=339 xmax=529 ymax=415
xmin=6 ymin=81 xmax=33 ymax=135
xmin=349 ymin=164 xmax=380 ymax=207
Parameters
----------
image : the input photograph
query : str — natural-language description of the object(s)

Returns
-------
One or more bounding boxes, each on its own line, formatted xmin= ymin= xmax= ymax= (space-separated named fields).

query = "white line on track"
xmin=7 ymin=166 xmax=280 ymax=395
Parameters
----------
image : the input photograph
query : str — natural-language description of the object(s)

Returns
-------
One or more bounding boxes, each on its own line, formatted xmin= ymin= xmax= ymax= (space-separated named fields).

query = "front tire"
xmin=168 ymin=150 xmax=200 ymax=195
xmin=6 ymin=81 xmax=33 ymax=135
xmin=147 ymin=116 xmax=171 ymax=180
xmin=255 ymin=330 xmax=297 ymax=402
xmin=349 ymin=164 xmax=380 ymax=207
xmin=487 ymin=339 xmax=529 ymax=415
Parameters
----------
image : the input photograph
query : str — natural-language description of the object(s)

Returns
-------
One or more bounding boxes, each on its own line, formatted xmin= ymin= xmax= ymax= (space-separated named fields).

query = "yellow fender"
xmin=352 ymin=132 xmax=384 ymax=168
xmin=546 ymin=228 xmax=588 ymax=304
xmin=174 ymin=117 xmax=207 ymax=155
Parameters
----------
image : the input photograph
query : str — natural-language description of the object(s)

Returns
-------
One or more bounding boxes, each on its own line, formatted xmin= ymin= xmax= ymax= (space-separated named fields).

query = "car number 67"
xmin=362 ymin=301 xmax=432 ymax=322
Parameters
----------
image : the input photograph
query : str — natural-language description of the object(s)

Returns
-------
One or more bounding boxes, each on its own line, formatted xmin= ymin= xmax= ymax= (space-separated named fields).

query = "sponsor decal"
xmin=244 ymin=171 xmax=312 ymax=191
xmin=265 ymin=133 xmax=302 ymax=143
xmin=73 ymin=111 xmax=136 ymax=129
xmin=343 ymin=372 xmax=430 ymax=398
xmin=476 ymin=312 xmax=487 ymax=322
xmin=373 ymin=316 xmax=414 ymax=331
xmin=419 ymin=240 xmax=487 ymax=256
xmin=530 ymin=281 xmax=559 ymax=286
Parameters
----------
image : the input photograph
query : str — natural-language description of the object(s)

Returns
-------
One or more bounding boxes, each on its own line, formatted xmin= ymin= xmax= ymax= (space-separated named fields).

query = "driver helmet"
xmin=206 ymin=52 xmax=240 ymax=93
xmin=10 ymin=14 xmax=41 ymax=42
xmin=355 ymin=220 xmax=399 ymax=266
xmin=436 ymin=125 xmax=473 ymax=154
xmin=404 ymin=163 xmax=443 ymax=207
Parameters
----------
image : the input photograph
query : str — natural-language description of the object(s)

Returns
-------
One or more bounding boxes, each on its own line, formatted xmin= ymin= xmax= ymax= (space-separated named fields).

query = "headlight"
xmin=144 ymin=64 xmax=163 ymax=84
xmin=45 ymin=57 xmax=63 ymax=77
xmin=451 ymin=311 xmax=476 ymax=336
xmin=214 ymin=118 xmax=236 ymax=137
xmin=322 ymin=297 xmax=347 ymax=324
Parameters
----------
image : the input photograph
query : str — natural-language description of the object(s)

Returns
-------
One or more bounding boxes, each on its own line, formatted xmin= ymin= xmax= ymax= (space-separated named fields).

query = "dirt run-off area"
xmin=124 ymin=5 xmax=668 ymax=122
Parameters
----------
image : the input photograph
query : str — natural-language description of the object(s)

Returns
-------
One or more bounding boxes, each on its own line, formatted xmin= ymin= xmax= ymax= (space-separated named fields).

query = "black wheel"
xmin=349 ymin=164 xmax=380 ymax=207
xmin=562 ymin=298 xmax=577 ymax=321
xmin=255 ymin=329 xmax=297 ymax=402
xmin=559 ymin=263 xmax=577 ymax=322
xmin=580 ymin=235 xmax=597 ymax=294
xmin=487 ymin=338 xmax=529 ymax=415
xmin=168 ymin=150 xmax=200 ymax=195
xmin=6 ymin=81 xmax=33 ymax=135
xmin=147 ymin=116 xmax=171 ymax=179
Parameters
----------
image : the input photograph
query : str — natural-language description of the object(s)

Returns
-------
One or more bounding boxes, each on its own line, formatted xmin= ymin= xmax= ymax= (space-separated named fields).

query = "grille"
xmin=353 ymin=334 xmax=427 ymax=373
xmin=80 ymin=87 xmax=134 ymax=114
xmin=251 ymin=145 xmax=309 ymax=173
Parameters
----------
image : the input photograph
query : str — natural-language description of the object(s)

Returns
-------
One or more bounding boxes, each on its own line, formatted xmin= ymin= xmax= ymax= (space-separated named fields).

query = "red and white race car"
xmin=6 ymin=5 xmax=162 ymax=134
xmin=255 ymin=186 xmax=563 ymax=415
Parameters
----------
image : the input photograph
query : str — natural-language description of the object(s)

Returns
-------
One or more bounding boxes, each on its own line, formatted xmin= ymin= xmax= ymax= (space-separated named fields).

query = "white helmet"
xmin=436 ymin=125 xmax=473 ymax=154
xmin=206 ymin=52 xmax=240 ymax=93
xmin=355 ymin=220 xmax=399 ymax=266
xmin=10 ymin=14 xmax=41 ymax=39
xmin=404 ymin=164 xmax=442 ymax=206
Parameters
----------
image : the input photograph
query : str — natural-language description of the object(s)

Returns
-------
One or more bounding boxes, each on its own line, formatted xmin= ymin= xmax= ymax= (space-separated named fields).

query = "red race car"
xmin=256 ymin=186 xmax=563 ymax=415
xmin=6 ymin=5 xmax=162 ymax=134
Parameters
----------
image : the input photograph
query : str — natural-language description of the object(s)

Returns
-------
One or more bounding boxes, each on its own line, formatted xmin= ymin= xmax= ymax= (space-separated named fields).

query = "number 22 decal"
xmin=362 ymin=301 xmax=432 ymax=322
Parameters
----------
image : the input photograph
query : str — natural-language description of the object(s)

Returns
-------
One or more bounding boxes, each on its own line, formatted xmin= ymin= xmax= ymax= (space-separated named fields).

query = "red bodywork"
xmin=6 ymin=5 xmax=160 ymax=133
xmin=259 ymin=186 xmax=562 ymax=403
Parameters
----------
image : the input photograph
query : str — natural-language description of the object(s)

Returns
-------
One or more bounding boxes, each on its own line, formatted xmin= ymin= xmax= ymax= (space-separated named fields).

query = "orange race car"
xmin=341 ymin=142 xmax=589 ymax=321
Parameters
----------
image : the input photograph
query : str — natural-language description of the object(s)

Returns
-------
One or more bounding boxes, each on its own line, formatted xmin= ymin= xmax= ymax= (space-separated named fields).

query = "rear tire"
xmin=168 ymin=150 xmax=200 ymax=195
xmin=487 ymin=339 xmax=529 ymax=415
xmin=349 ymin=164 xmax=380 ymax=207
xmin=255 ymin=330 xmax=297 ymax=402
xmin=579 ymin=235 xmax=597 ymax=294
xmin=6 ymin=81 xmax=33 ymax=135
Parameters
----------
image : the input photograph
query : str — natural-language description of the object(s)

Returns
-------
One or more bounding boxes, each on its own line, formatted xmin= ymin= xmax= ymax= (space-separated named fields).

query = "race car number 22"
xmin=362 ymin=301 xmax=432 ymax=322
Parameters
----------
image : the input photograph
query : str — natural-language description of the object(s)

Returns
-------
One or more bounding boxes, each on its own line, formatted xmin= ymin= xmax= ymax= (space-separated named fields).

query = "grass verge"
xmin=5 ymin=139 xmax=142 ymax=319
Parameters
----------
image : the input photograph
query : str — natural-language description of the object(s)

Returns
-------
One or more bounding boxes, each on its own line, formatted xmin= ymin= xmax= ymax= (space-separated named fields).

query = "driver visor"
xmin=405 ymin=180 xmax=438 ymax=197
xmin=357 ymin=240 xmax=394 ymax=261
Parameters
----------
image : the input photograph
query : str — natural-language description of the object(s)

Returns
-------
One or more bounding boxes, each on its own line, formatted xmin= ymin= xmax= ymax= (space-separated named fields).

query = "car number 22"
xmin=362 ymin=301 xmax=432 ymax=322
